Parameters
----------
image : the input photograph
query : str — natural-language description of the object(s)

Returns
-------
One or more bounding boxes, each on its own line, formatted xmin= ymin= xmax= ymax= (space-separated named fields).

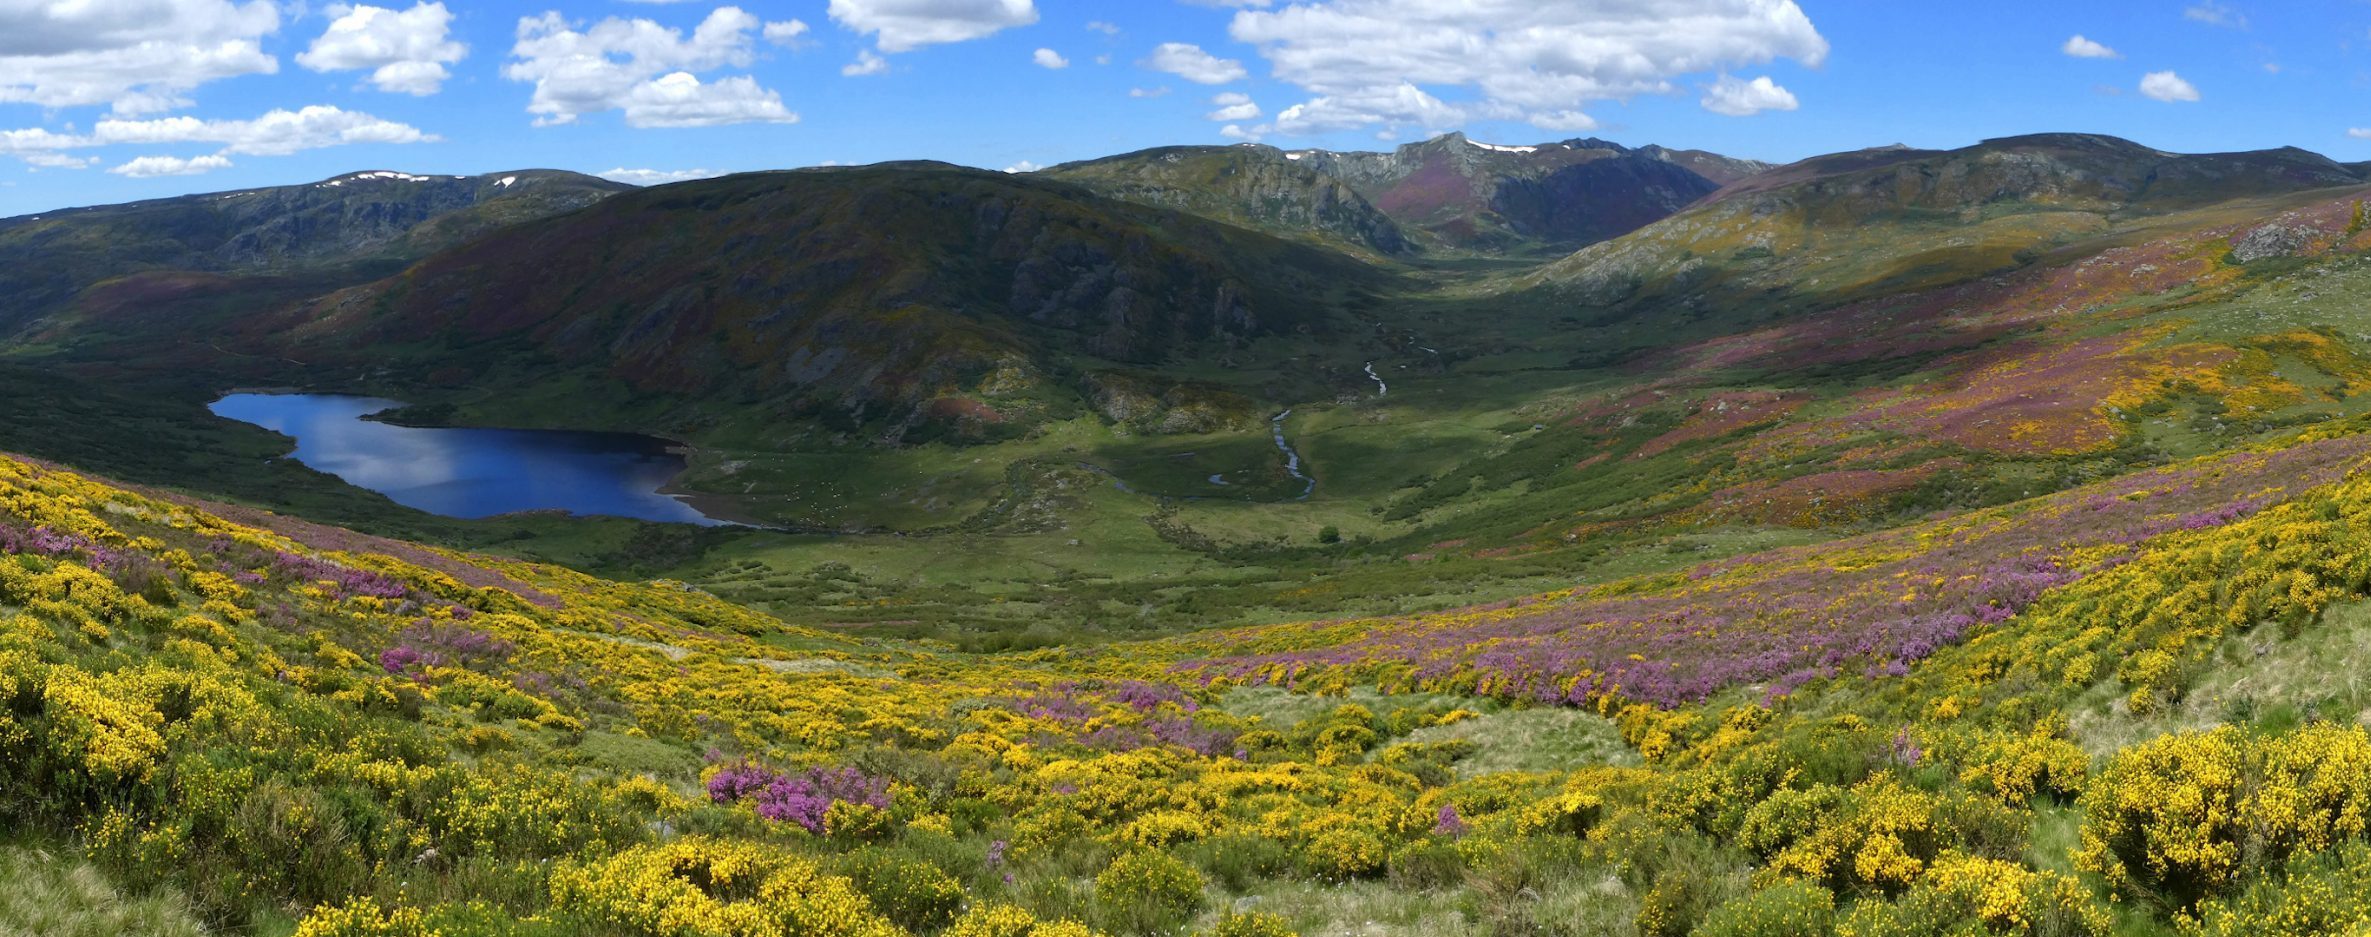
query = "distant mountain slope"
xmin=1636 ymin=144 xmax=1770 ymax=185
xmin=268 ymin=163 xmax=1390 ymax=443
xmin=1047 ymin=134 xmax=1761 ymax=257
xmin=1532 ymin=133 xmax=2371 ymax=315
xmin=1703 ymin=133 xmax=2362 ymax=213
xmin=0 ymin=169 xmax=626 ymax=333
xmin=1286 ymin=133 xmax=1746 ymax=252
xmin=1042 ymin=145 xmax=1415 ymax=256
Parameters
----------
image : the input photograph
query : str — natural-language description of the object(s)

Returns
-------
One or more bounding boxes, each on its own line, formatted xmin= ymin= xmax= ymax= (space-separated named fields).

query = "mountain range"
xmin=9 ymin=129 xmax=2371 ymax=533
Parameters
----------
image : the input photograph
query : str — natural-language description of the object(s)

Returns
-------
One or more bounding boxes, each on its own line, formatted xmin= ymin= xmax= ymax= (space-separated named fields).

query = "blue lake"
xmin=209 ymin=393 xmax=723 ymax=526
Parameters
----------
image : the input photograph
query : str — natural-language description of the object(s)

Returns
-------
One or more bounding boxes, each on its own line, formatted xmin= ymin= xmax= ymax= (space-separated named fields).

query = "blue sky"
xmin=3 ymin=0 xmax=2370 ymax=217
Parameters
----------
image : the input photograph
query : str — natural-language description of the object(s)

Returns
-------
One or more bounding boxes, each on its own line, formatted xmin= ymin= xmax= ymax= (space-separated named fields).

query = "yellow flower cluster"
xmin=549 ymin=837 xmax=901 ymax=937
xmin=2077 ymin=724 xmax=2371 ymax=905
xmin=292 ymin=898 xmax=438 ymax=937
xmin=945 ymin=903 xmax=1099 ymax=937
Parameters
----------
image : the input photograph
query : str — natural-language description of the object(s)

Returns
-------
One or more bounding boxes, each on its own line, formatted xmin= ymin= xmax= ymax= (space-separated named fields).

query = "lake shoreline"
xmin=209 ymin=392 xmax=732 ymax=527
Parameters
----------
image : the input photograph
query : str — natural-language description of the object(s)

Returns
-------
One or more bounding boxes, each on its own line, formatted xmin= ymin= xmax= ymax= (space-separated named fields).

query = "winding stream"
xmin=1271 ymin=409 xmax=1316 ymax=500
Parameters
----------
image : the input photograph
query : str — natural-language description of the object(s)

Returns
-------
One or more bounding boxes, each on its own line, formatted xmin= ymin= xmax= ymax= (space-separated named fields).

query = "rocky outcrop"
xmin=2229 ymin=222 xmax=2313 ymax=263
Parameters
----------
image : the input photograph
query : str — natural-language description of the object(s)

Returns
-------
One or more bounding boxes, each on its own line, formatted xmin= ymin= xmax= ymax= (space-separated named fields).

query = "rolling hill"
xmin=1286 ymin=132 xmax=1746 ymax=253
xmin=1042 ymin=144 xmax=1415 ymax=257
xmin=1050 ymin=133 xmax=1755 ymax=257
xmin=247 ymin=163 xmax=1396 ymax=449
xmin=1531 ymin=133 xmax=2370 ymax=317
xmin=0 ymin=169 xmax=628 ymax=338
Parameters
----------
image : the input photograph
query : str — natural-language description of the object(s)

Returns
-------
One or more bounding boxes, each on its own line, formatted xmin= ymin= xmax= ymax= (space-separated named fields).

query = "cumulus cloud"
xmin=504 ymin=7 xmax=799 ymax=127
xmin=828 ymin=0 xmax=1037 ymax=54
xmin=762 ymin=20 xmax=810 ymax=45
xmin=1033 ymin=48 xmax=1068 ymax=68
xmin=1228 ymin=0 xmax=1826 ymax=134
xmin=110 ymin=153 xmax=235 ymax=176
xmin=0 ymin=0 xmax=281 ymax=114
xmin=0 ymin=102 xmax=437 ymax=171
xmin=22 ymin=153 xmax=97 ymax=169
xmin=843 ymin=49 xmax=889 ymax=76
xmin=1128 ymin=85 xmax=1170 ymax=98
xmin=110 ymin=107 xmax=423 ymax=154
xmin=298 ymin=3 xmax=466 ymax=95
xmin=2061 ymin=35 xmax=2118 ymax=59
xmin=1700 ymin=74 xmax=1797 ymax=116
xmin=619 ymin=72 xmax=794 ymax=126
xmin=2139 ymin=70 xmax=2199 ymax=102
xmin=1004 ymin=159 xmax=1041 ymax=172
xmin=1145 ymin=42 xmax=1246 ymax=84
xmin=1206 ymin=91 xmax=1261 ymax=121
xmin=1272 ymin=83 xmax=1459 ymax=135
xmin=0 ymin=104 xmax=415 ymax=152
xmin=599 ymin=166 xmax=725 ymax=184
xmin=1085 ymin=21 xmax=1120 ymax=35
xmin=1529 ymin=110 xmax=1598 ymax=132
xmin=2183 ymin=2 xmax=2246 ymax=28
xmin=2349 ymin=128 xmax=2371 ymax=140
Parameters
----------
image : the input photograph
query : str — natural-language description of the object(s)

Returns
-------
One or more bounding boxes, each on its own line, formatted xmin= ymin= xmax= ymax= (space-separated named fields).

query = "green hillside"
xmin=10 ymin=130 xmax=2371 ymax=936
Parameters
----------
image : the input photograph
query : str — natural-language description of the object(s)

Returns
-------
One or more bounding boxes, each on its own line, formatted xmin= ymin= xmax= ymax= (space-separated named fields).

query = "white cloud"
xmin=619 ymin=72 xmax=796 ymax=127
xmin=1529 ymin=110 xmax=1598 ymax=132
xmin=1003 ymin=159 xmax=1040 ymax=173
xmin=599 ymin=166 xmax=724 ymax=184
xmin=109 ymin=154 xmax=235 ymax=177
xmin=828 ymin=0 xmax=1038 ymax=54
xmin=2139 ymin=70 xmax=2199 ymax=102
xmin=1272 ymin=83 xmax=1459 ymax=135
xmin=1086 ymin=21 xmax=1120 ymax=35
xmin=21 ymin=153 xmax=97 ymax=169
xmin=2349 ymin=128 xmax=2371 ymax=140
xmin=1128 ymin=85 xmax=1170 ymax=98
xmin=1206 ymin=91 xmax=1261 ymax=121
xmin=2183 ymin=2 xmax=2246 ymax=28
xmin=92 ymin=105 xmax=434 ymax=155
xmin=2061 ymin=35 xmax=2118 ymax=59
xmin=297 ymin=3 xmax=466 ymax=95
xmin=763 ymin=20 xmax=810 ymax=45
xmin=0 ymin=0 xmax=281 ymax=114
xmin=1033 ymin=48 xmax=1069 ymax=69
xmin=0 ymin=127 xmax=89 ymax=156
xmin=1700 ymin=74 xmax=1797 ymax=116
xmin=1229 ymin=0 xmax=1826 ymax=134
xmin=504 ymin=7 xmax=797 ymax=128
xmin=1218 ymin=123 xmax=1259 ymax=141
xmin=1145 ymin=42 xmax=1246 ymax=84
xmin=0 ymin=103 xmax=434 ymax=170
xmin=843 ymin=49 xmax=889 ymax=76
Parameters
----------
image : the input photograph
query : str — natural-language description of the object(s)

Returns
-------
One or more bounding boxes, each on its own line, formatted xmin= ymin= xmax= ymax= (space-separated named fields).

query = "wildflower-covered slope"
xmin=29 ymin=381 xmax=2371 ymax=936
xmin=30 ymin=133 xmax=2371 ymax=937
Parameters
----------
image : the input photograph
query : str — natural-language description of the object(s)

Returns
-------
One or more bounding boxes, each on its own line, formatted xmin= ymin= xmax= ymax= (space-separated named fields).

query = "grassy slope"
xmin=13 ymin=145 xmax=2371 ymax=655
xmin=17 ymin=138 xmax=2371 ymax=936
xmin=19 ymin=369 xmax=2371 ymax=935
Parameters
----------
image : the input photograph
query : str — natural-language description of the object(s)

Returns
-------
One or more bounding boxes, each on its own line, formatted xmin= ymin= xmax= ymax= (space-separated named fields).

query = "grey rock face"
xmin=2230 ymin=222 xmax=2312 ymax=263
